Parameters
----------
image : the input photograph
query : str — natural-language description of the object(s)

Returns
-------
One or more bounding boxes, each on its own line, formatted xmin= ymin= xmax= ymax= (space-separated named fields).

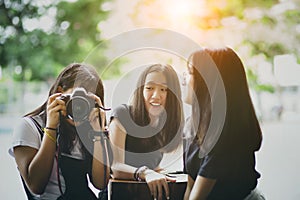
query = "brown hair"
xmin=25 ymin=63 xmax=104 ymax=118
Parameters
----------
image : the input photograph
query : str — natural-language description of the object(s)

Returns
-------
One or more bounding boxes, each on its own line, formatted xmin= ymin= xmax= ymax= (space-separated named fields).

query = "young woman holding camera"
xmin=9 ymin=63 xmax=111 ymax=200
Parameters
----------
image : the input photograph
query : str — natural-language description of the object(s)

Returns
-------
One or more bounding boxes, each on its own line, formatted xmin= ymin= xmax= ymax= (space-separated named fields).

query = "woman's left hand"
xmin=88 ymin=93 xmax=105 ymax=131
xmin=144 ymin=170 xmax=176 ymax=200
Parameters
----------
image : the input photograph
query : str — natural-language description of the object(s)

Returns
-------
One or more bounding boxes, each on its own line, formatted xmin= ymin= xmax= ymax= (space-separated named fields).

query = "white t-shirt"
xmin=9 ymin=116 xmax=66 ymax=200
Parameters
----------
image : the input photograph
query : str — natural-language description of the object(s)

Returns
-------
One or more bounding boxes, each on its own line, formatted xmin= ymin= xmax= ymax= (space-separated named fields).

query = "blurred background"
xmin=1 ymin=0 xmax=300 ymax=199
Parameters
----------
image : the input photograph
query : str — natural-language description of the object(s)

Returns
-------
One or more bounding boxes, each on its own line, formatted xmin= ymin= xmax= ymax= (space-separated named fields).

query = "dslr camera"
xmin=60 ymin=87 xmax=97 ymax=122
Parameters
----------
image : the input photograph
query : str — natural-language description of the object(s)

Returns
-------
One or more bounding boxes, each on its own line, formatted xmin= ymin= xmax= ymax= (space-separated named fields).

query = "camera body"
xmin=60 ymin=87 xmax=96 ymax=122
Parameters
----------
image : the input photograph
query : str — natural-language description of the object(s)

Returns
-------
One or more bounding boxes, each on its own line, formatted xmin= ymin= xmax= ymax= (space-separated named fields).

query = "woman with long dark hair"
xmin=110 ymin=64 xmax=184 ymax=200
xmin=183 ymin=48 xmax=265 ymax=200
xmin=9 ymin=63 xmax=111 ymax=199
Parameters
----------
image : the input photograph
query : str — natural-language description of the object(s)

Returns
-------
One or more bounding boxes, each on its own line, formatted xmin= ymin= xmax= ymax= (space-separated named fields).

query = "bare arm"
xmin=14 ymin=93 xmax=64 ymax=194
xmin=184 ymin=175 xmax=195 ymax=200
xmin=91 ymin=137 xmax=111 ymax=189
xmin=89 ymin=94 xmax=111 ymax=189
xmin=188 ymin=175 xmax=216 ymax=200
xmin=14 ymin=137 xmax=56 ymax=194
xmin=110 ymin=118 xmax=172 ymax=200
xmin=110 ymin=118 xmax=135 ymax=180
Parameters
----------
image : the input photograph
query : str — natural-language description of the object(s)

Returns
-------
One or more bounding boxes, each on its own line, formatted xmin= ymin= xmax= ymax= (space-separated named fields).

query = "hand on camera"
xmin=88 ymin=93 xmax=106 ymax=131
xmin=46 ymin=93 xmax=66 ymax=129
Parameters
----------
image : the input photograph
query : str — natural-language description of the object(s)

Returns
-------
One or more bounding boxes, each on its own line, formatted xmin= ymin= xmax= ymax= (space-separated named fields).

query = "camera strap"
xmin=97 ymin=110 xmax=108 ymax=188
xmin=97 ymin=108 xmax=113 ymax=189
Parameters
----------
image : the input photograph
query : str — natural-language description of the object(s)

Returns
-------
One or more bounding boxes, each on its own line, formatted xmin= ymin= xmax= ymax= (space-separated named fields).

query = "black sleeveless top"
xmin=110 ymin=104 xmax=163 ymax=169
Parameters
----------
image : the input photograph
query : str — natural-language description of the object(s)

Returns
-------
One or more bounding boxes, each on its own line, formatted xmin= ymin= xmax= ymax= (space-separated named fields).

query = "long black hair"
xmin=130 ymin=64 xmax=184 ymax=153
xmin=189 ymin=48 xmax=262 ymax=152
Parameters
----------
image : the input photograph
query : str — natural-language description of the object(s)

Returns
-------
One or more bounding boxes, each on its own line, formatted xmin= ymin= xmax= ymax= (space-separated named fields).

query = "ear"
xmin=57 ymin=86 xmax=63 ymax=93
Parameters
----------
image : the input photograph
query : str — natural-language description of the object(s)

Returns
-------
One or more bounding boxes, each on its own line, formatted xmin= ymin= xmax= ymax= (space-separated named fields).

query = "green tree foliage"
xmin=54 ymin=0 xmax=109 ymax=67
xmin=192 ymin=0 xmax=279 ymax=29
xmin=0 ymin=0 xmax=115 ymax=81
xmin=246 ymin=68 xmax=275 ymax=93
xmin=207 ymin=0 xmax=300 ymax=93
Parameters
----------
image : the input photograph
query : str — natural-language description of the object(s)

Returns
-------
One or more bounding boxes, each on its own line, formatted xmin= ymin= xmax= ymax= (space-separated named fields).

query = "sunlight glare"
xmin=164 ymin=0 xmax=205 ymax=27
xmin=172 ymin=1 xmax=191 ymax=17
xmin=166 ymin=0 xmax=193 ymax=22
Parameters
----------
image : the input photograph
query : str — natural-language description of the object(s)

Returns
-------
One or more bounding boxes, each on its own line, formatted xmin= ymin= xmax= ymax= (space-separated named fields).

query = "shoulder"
xmin=111 ymin=104 xmax=131 ymax=117
xmin=110 ymin=104 xmax=132 ymax=132
xmin=9 ymin=116 xmax=42 ymax=156
xmin=16 ymin=117 xmax=40 ymax=136
xmin=110 ymin=104 xmax=132 ymax=124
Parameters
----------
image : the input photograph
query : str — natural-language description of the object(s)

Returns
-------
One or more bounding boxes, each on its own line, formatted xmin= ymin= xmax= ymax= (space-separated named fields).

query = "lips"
xmin=150 ymin=102 xmax=161 ymax=106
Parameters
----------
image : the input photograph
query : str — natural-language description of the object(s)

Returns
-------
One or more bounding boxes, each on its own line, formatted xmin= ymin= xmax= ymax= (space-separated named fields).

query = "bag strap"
xmin=30 ymin=116 xmax=44 ymax=137
xmin=20 ymin=175 xmax=36 ymax=200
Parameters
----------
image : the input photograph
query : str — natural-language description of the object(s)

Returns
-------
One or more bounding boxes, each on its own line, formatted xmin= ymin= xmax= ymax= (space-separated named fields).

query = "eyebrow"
xmin=144 ymin=81 xmax=168 ymax=87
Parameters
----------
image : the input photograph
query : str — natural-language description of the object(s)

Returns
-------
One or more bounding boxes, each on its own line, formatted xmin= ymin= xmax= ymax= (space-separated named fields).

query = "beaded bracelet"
xmin=134 ymin=166 xmax=149 ymax=181
xmin=92 ymin=137 xmax=102 ymax=142
xmin=133 ymin=167 xmax=140 ymax=181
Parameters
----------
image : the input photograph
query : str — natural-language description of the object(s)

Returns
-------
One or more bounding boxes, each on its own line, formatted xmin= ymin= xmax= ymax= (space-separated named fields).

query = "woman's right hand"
xmin=143 ymin=170 xmax=175 ymax=200
xmin=46 ymin=93 xmax=66 ymax=129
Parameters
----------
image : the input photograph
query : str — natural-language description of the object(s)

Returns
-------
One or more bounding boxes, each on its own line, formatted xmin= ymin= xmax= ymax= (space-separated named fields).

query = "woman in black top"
xmin=183 ymin=48 xmax=264 ymax=200
xmin=110 ymin=64 xmax=184 ymax=200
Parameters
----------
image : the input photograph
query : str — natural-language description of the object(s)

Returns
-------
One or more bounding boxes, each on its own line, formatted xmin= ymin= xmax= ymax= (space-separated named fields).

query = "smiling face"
xmin=143 ymin=71 xmax=168 ymax=118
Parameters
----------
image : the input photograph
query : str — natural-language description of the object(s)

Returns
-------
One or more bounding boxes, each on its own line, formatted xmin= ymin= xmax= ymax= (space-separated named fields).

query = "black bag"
xmin=98 ymin=188 xmax=108 ymax=200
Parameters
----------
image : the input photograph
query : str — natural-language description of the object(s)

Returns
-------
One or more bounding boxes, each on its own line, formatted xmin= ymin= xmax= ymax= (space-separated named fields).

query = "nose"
xmin=151 ymin=88 xmax=161 ymax=99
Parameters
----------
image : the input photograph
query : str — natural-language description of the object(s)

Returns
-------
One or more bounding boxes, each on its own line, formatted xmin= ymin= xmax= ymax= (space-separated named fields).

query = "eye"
xmin=145 ymin=86 xmax=153 ymax=90
xmin=161 ymin=87 xmax=168 ymax=92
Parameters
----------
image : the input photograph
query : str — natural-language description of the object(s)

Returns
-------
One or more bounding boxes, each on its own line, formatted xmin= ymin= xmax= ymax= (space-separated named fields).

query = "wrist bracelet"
xmin=134 ymin=166 xmax=149 ymax=181
xmin=44 ymin=129 xmax=56 ymax=143
xmin=92 ymin=137 xmax=102 ymax=142
xmin=45 ymin=127 xmax=57 ymax=131
xmin=93 ymin=130 xmax=109 ymax=137
xmin=134 ymin=167 xmax=140 ymax=181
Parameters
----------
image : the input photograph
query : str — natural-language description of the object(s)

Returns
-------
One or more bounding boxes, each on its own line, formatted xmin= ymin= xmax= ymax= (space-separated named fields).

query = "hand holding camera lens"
xmin=46 ymin=93 xmax=66 ymax=129
xmin=88 ymin=93 xmax=106 ymax=132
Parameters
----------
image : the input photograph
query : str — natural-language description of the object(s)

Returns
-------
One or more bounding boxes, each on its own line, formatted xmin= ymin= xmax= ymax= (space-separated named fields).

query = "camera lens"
xmin=67 ymin=97 xmax=91 ymax=121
